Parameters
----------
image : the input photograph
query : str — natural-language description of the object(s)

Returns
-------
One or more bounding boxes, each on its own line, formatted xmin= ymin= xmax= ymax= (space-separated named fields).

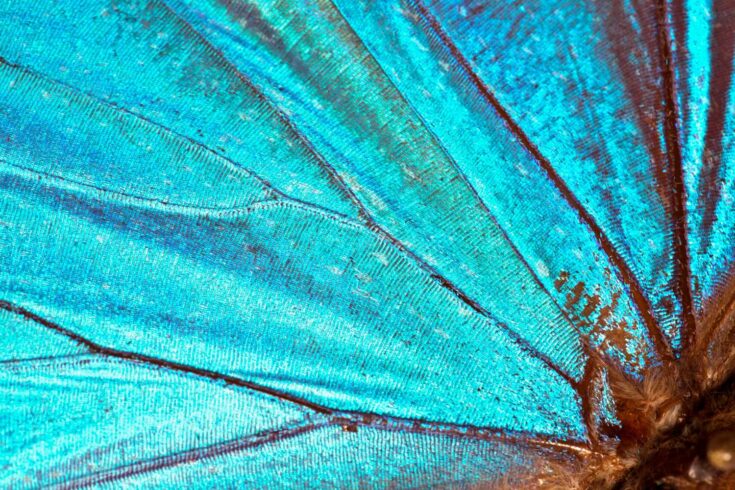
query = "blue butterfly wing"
xmin=0 ymin=41 xmax=583 ymax=486
xmin=0 ymin=309 xmax=314 ymax=488
xmin=413 ymin=0 xmax=735 ymax=357
xmin=1 ymin=308 xmax=572 ymax=487
xmin=410 ymin=0 xmax=691 ymax=353
xmin=0 ymin=0 xmax=732 ymax=486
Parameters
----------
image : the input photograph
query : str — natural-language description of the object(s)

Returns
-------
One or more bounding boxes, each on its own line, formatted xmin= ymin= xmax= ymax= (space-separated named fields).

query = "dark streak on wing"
xmin=654 ymin=0 xmax=698 ymax=351
xmin=0 ymin=300 xmax=334 ymax=415
xmin=57 ymin=422 xmax=326 ymax=489
xmin=0 ymin=300 xmax=592 ymax=460
xmin=697 ymin=0 xmax=735 ymax=249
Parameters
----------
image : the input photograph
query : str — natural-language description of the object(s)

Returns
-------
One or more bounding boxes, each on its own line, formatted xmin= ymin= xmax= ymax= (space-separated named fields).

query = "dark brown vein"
xmin=330 ymin=410 xmax=591 ymax=456
xmin=51 ymin=411 xmax=589 ymax=488
xmin=154 ymin=0 xmax=579 ymax=387
xmin=0 ymin=300 xmax=333 ymax=414
xmin=2 ymin=300 xmax=590 ymax=452
xmin=654 ymin=0 xmax=697 ymax=352
xmin=0 ymin=353 xmax=87 ymax=366
xmin=410 ymin=0 xmax=675 ymax=366
xmin=54 ymin=421 xmax=327 ymax=489
xmin=697 ymin=0 xmax=735 ymax=250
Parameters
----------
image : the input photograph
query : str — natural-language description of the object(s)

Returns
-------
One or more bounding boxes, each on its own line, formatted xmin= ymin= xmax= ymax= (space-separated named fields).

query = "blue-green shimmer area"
xmin=0 ymin=0 xmax=732 ymax=486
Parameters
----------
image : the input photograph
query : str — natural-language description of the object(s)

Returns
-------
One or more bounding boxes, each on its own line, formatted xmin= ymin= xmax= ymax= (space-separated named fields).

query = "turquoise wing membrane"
xmin=1 ymin=307 xmax=577 ymax=488
xmin=0 ymin=0 xmax=732 ymax=486
xmin=408 ymin=0 xmax=735 ymax=353
xmin=411 ymin=0 xmax=691 ymax=351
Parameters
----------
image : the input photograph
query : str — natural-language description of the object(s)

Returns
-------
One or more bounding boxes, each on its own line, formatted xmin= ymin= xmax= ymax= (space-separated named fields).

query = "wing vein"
xmin=0 ymin=300 xmax=334 ymax=414
xmin=654 ymin=0 xmax=697 ymax=352
xmin=52 ymin=420 xmax=328 ymax=489
xmin=329 ymin=411 xmax=591 ymax=455
xmin=0 ymin=300 xmax=589 ymax=445
xmin=47 ymin=411 xmax=590 ymax=488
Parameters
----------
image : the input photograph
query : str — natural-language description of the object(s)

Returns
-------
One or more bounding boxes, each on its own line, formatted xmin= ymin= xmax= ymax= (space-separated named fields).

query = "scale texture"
xmin=0 ymin=0 xmax=733 ymax=487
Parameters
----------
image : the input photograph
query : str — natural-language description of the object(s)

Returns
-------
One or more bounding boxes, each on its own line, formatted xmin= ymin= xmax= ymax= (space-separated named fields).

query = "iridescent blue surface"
xmin=0 ymin=0 xmax=733 ymax=487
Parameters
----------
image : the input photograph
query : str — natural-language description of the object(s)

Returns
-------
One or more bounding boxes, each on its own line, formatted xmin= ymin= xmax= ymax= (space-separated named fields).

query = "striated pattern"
xmin=0 ymin=0 xmax=734 ymax=487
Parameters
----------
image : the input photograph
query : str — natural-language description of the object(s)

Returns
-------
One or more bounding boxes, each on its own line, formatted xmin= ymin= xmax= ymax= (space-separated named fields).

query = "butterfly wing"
xmin=2 ymin=0 xmax=731 ymax=486
xmin=1 ymin=307 xmax=575 ymax=487
xmin=414 ymin=0 xmax=735 ymax=358
xmin=0 ymin=17 xmax=585 ymax=483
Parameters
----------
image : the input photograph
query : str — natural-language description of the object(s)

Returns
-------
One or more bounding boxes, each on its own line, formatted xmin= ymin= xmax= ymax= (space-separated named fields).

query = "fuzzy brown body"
xmin=499 ymin=294 xmax=735 ymax=489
